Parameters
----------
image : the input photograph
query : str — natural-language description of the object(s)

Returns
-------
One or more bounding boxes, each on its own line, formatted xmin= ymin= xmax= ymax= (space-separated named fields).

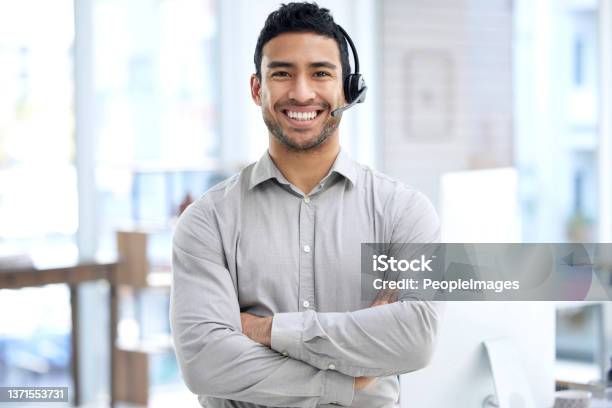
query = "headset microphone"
xmin=331 ymin=86 xmax=368 ymax=117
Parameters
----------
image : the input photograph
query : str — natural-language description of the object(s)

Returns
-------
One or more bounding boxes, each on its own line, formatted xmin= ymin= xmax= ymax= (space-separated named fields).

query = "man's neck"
xmin=268 ymin=136 xmax=340 ymax=195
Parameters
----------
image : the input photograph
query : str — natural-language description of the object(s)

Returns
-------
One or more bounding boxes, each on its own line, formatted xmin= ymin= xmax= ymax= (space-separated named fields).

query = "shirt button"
xmin=304 ymin=196 xmax=311 ymax=204
xmin=281 ymin=351 xmax=288 ymax=357
xmin=328 ymin=363 xmax=336 ymax=370
xmin=303 ymin=245 xmax=311 ymax=253
xmin=303 ymin=300 xmax=310 ymax=308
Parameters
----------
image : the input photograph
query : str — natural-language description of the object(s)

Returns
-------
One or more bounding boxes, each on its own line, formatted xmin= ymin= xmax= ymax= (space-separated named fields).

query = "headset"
xmin=331 ymin=24 xmax=368 ymax=117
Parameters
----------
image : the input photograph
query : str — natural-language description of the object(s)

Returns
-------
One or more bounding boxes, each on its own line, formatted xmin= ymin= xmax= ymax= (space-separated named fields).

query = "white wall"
xmin=379 ymin=0 xmax=514 ymax=206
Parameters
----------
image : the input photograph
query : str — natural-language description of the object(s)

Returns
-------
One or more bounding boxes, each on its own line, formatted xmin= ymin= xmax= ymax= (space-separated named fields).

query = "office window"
xmin=0 ymin=285 xmax=72 ymax=387
xmin=0 ymin=0 xmax=77 ymax=252
xmin=88 ymin=0 xmax=222 ymax=400
xmin=515 ymin=1 xmax=599 ymax=242
xmin=515 ymin=0 xmax=609 ymax=387
xmin=92 ymin=0 xmax=221 ymax=256
xmin=0 ymin=0 xmax=76 ymax=391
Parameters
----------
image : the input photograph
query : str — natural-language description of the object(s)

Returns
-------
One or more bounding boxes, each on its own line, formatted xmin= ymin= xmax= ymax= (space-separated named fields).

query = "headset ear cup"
xmin=344 ymin=74 xmax=361 ymax=103
xmin=343 ymin=75 xmax=353 ymax=104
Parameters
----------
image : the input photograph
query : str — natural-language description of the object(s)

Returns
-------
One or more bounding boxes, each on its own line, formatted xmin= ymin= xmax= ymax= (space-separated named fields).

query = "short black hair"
xmin=254 ymin=2 xmax=350 ymax=84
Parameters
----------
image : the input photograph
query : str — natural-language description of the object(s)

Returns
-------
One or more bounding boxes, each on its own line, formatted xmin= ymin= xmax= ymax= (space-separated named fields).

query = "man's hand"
xmin=355 ymin=376 xmax=377 ymax=391
xmin=240 ymin=312 xmax=272 ymax=347
xmin=370 ymin=287 xmax=398 ymax=307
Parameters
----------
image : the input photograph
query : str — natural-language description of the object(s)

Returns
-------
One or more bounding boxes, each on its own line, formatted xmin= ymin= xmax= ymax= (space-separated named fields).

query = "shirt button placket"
xmin=298 ymin=196 xmax=315 ymax=312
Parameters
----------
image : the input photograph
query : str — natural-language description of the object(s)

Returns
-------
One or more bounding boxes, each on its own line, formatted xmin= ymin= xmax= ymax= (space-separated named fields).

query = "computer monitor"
xmin=400 ymin=302 xmax=555 ymax=407
xmin=401 ymin=169 xmax=556 ymax=407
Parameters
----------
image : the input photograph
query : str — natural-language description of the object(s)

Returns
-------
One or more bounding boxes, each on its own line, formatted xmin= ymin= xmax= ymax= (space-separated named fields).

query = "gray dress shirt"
xmin=170 ymin=149 xmax=442 ymax=408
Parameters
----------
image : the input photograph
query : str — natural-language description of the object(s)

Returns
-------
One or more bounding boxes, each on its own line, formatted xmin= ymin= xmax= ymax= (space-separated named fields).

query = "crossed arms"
xmin=170 ymin=202 xmax=442 ymax=408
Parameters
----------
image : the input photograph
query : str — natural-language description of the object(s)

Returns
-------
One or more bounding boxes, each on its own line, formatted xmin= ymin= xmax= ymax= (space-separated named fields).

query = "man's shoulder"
xmin=354 ymin=163 xmax=431 ymax=207
xmin=351 ymin=163 xmax=439 ymax=241
xmin=174 ymin=163 xmax=256 ymax=241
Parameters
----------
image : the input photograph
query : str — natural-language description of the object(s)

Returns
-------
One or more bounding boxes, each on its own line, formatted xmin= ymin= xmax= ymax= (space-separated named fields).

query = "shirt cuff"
xmin=271 ymin=312 xmax=305 ymax=360
xmin=320 ymin=370 xmax=355 ymax=406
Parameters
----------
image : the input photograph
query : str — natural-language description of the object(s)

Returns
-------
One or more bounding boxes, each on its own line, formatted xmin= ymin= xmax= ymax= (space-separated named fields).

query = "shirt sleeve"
xmin=270 ymin=189 xmax=445 ymax=378
xmin=170 ymin=201 xmax=355 ymax=407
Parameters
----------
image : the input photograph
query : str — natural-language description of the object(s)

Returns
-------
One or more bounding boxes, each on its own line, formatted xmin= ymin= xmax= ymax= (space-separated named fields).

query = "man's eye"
xmin=271 ymin=71 xmax=289 ymax=77
xmin=314 ymin=71 xmax=331 ymax=77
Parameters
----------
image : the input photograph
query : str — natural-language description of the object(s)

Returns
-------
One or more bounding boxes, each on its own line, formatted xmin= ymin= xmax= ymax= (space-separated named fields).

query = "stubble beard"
xmin=263 ymin=107 xmax=340 ymax=152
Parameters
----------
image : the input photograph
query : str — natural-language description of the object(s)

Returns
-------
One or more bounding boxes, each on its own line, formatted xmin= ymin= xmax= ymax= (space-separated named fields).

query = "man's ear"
xmin=250 ymin=74 xmax=262 ymax=106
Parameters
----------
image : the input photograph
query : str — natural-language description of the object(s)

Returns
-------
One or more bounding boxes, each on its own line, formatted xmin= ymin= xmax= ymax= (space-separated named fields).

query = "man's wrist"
xmin=240 ymin=313 xmax=273 ymax=346
xmin=251 ymin=315 xmax=272 ymax=346
xmin=261 ymin=316 xmax=272 ymax=347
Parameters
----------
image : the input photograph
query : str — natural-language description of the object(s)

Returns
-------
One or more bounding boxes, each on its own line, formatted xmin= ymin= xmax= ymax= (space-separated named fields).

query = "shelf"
xmin=112 ymin=227 xmax=175 ymax=406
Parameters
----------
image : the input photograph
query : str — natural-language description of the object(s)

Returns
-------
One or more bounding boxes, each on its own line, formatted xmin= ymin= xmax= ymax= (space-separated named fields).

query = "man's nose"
xmin=287 ymin=76 xmax=316 ymax=102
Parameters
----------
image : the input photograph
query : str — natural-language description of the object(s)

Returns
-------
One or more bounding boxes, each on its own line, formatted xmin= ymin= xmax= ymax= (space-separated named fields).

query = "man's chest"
xmin=225 ymin=194 xmax=386 ymax=314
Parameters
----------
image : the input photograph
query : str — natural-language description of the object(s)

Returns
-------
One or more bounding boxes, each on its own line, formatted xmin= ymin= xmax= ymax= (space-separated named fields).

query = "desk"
xmin=0 ymin=259 xmax=118 ymax=407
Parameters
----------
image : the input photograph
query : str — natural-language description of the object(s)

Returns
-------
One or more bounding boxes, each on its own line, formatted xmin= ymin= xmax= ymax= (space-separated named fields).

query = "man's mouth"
xmin=282 ymin=109 xmax=325 ymax=126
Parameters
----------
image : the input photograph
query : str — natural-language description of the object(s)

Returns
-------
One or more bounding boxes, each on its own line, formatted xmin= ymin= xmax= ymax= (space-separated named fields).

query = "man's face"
xmin=251 ymin=32 xmax=346 ymax=151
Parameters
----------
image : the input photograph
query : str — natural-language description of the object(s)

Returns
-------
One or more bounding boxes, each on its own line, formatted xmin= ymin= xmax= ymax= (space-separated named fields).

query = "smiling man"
xmin=170 ymin=3 xmax=442 ymax=408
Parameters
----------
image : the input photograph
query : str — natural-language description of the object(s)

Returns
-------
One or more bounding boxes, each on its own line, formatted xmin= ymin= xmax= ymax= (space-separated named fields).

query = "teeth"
xmin=286 ymin=110 xmax=318 ymax=121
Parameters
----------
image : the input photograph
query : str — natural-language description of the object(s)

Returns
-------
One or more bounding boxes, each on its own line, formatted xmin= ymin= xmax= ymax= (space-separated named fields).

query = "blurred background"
xmin=1 ymin=0 xmax=611 ymax=406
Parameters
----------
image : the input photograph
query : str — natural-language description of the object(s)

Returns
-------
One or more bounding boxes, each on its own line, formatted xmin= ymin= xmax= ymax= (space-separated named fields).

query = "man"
xmin=171 ymin=3 xmax=442 ymax=407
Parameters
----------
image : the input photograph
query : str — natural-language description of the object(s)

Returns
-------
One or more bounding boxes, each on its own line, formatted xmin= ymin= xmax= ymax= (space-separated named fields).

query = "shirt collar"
xmin=248 ymin=151 xmax=289 ymax=189
xmin=329 ymin=148 xmax=357 ymax=187
xmin=248 ymin=148 xmax=357 ymax=190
